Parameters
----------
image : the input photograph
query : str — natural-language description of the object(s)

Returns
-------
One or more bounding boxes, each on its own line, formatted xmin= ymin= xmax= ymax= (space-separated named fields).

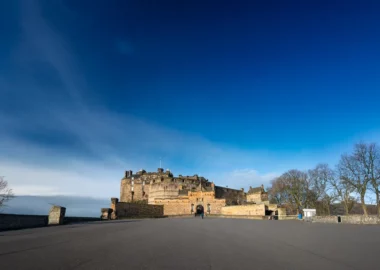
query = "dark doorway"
xmin=196 ymin=205 xmax=204 ymax=215
xmin=265 ymin=210 xmax=273 ymax=216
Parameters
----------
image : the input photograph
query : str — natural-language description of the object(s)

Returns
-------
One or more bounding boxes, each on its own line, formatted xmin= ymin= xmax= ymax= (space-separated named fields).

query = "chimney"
xmin=125 ymin=170 xmax=133 ymax=178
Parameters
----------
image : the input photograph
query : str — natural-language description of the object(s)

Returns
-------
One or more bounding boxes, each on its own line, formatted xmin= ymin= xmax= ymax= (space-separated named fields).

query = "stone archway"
xmin=196 ymin=205 xmax=204 ymax=215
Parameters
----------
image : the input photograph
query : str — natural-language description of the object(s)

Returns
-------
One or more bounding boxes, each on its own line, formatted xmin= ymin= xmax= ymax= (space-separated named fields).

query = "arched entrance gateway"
xmin=196 ymin=205 xmax=204 ymax=215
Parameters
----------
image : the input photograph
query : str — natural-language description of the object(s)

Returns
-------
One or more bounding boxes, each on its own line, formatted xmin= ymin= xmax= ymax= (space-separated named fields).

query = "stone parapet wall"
xmin=208 ymin=215 xmax=266 ymax=220
xmin=341 ymin=215 xmax=380 ymax=224
xmin=1 ymin=213 xmax=101 ymax=231
xmin=115 ymin=202 xmax=164 ymax=218
xmin=221 ymin=204 xmax=266 ymax=216
xmin=101 ymin=208 xmax=113 ymax=220
xmin=311 ymin=216 xmax=338 ymax=223
xmin=312 ymin=215 xmax=380 ymax=224
xmin=277 ymin=208 xmax=288 ymax=220
xmin=0 ymin=214 xmax=48 ymax=231
xmin=48 ymin=206 xmax=66 ymax=225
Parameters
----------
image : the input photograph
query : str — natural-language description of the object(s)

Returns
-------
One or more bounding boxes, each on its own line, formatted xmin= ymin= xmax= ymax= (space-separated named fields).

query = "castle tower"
xmin=120 ymin=170 xmax=149 ymax=202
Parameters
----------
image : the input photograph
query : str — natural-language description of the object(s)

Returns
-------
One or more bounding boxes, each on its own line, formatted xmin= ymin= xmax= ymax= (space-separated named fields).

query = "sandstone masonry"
xmin=104 ymin=168 xmax=282 ymax=218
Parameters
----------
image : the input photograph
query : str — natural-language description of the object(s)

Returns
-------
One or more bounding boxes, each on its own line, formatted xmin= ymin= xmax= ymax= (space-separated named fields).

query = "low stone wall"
xmin=115 ymin=202 xmax=164 ymax=218
xmin=312 ymin=215 xmax=380 ymax=224
xmin=311 ymin=216 xmax=338 ymax=223
xmin=277 ymin=215 xmax=299 ymax=220
xmin=101 ymin=208 xmax=113 ymax=220
xmin=0 ymin=214 xmax=48 ymax=231
xmin=158 ymin=200 xmax=191 ymax=216
xmin=1 ymin=212 xmax=101 ymax=231
xmin=48 ymin=206 xmax=66 ymax=225
xmin=210 ymin=214 xmax=266 ymax=220
xmin=221 ymin=204 xmax=266 ymax=216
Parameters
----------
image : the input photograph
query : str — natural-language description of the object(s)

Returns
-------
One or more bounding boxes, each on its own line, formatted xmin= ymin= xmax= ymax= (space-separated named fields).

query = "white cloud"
xmin=0 ymin=160 xmax=121 ymax=198
xmin=210 ymin=169 xmax=279 ymax=191
xmin=2 ymin=0 xmax=378 ymax=200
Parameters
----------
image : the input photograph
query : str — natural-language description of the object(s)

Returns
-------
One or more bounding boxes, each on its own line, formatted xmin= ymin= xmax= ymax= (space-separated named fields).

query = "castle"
xmin=104 ymin=168 xmax=278 ymax=218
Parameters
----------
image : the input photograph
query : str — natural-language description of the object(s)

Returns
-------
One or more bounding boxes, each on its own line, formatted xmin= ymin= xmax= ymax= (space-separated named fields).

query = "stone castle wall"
xmin=214 ymin=186 xmax=245 ymax=205
xmin=153 ymin=191 xmax=226 ymax=216
xmin=120 ymin=180 xmax=150 ymax=202
xmin=221 ymin=204 xmax=266 ymax=216
xmin=116 ymin=169 xmax=279 ymax=217
xmin=148 ymin=183 xmax=180 ymax=204
xmin=267 ymin=204 xmax=278 ymax=211
xmin=246 ymin=193 xmax=268 ymax=203
xmin=115 ymin=202 xmax=164 ymax=218
xmin=120 ymin=169 xmax=208 ymax=203
xmin=154 ymin=199 xmax=192 ymax=216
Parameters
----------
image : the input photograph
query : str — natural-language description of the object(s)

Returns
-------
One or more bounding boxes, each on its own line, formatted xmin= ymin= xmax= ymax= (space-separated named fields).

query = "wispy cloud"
xmin=0 ymin=0 xmax=281 ymax=197
xmin=19 ymin=0 xmax=86 ymax=107
xmin=1 ymin=0 xmax=376 ymax=200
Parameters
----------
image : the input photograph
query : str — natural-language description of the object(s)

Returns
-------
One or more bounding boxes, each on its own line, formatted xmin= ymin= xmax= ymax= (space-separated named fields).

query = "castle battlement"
xmin=117 ymin=168 xmax=269 ymax=216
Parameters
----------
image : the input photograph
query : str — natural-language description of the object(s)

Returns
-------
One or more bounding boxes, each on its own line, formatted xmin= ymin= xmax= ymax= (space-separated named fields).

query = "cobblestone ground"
xmin=1 ymin=217 xmax=379 ymax=270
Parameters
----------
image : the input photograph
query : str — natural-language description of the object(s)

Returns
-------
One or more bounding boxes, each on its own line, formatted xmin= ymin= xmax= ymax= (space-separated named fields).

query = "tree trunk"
xmin=376 ymin=192 xmax=380 ymax=217
xmin=360 ymin=193 xmax=368 ymax=216
xmin=343 ymin=201 xmax=349 ymax=215
xmin=326 ymin=201 xmax=331 ymax=216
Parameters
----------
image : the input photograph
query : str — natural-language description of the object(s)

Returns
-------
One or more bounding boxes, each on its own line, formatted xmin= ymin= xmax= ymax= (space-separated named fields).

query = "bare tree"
xmin=338 ymin=144 xmax=373 ymax=216
xmin=268 ymin=177 xmax=295 ymax=207
xmin=328 ymin=171 xmax=355 ymax=215
xmin=354 ymin=143 xmax=380 ymax=216
xmin=0 ymin=176 xmax=14 ymax=209
xmin=308 ymin=164 xmax=334 ymax=215
xmin=279 ymin=169 xmax=312 ymax=213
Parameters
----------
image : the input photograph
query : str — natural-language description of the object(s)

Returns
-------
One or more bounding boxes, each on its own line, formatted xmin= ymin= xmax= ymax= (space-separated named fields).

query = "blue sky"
xmin=1 ymin=0 xmax=380 ymax=199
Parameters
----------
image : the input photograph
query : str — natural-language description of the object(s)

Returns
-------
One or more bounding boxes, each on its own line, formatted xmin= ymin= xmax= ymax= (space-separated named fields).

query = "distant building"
xmin=246 ymin=185 xmax=269 ymax=204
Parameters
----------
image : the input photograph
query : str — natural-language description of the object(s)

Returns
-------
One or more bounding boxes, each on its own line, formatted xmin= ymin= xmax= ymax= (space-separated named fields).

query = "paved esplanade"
xmin=1 ymin=218 xmax=379 ymax=270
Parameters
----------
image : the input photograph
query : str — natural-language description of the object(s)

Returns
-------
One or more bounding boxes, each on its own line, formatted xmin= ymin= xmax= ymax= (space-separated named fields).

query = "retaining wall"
xmin=115 ymin=202 xmax=164 ymax=218
xmin=209 ymin=214 xmax=266 ymax=220
xmin=221 ymin=204 xmax=266 ymax=216
xmin=0 ymin=213 xmax=101 ymax=231
xmin=0 ymin=213 xmax=48 ymax=231
xmin=312 ymin=215 xmax=380 ymax=224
